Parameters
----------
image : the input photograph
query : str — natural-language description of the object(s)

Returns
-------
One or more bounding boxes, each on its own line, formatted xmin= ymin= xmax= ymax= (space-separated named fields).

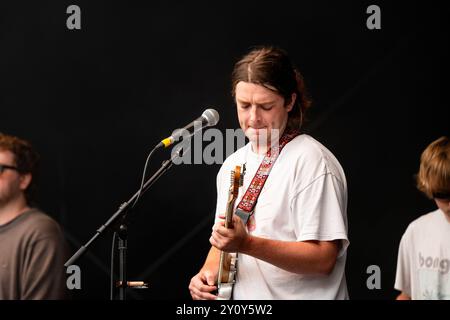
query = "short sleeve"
xmin=214 ymin=165 xmax=226 ymax=224
xmin=291 ymin=173 xmax=349 ymax=257
xmin=21 ymin=220 xmax=68 ymax=299
xmin=394 ymin=229 xmax=412 ymax=296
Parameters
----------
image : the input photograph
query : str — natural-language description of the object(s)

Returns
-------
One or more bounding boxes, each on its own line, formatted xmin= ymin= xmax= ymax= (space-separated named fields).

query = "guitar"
xmin=216 ymin=164 xmax=245 ymax=300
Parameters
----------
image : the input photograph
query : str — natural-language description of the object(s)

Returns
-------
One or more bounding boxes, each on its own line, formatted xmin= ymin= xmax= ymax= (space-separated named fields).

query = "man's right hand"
xmin=189 ymin=269 xmax=218 ymax=300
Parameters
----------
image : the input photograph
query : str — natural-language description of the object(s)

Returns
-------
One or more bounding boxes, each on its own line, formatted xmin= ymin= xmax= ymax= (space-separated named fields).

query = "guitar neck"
xmin=224 ymin=197 xmax=236 ymax=228
xmin=217 ymin=165 xmax=243 ymax=293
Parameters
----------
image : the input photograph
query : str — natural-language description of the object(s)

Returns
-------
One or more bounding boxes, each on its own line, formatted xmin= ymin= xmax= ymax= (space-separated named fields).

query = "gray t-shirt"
xmin=395 ymin=209 xmax=450 ymax=299
xmin=0 ymin=209 xmax=68 ymax=299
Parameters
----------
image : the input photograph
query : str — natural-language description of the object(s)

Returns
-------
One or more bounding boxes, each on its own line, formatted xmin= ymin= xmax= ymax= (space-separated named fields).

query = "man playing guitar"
xmin=189 ymin=46 xmax=349 ymax=300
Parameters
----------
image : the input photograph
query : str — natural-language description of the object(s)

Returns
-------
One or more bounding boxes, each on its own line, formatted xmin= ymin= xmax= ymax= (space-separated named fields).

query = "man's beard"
xmin=0 ymin=187 xmax=21 ymax=208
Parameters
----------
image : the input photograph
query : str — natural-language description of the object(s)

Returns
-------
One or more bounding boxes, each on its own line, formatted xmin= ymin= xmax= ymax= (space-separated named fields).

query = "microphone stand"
xmin=64 ymin=143 xmax=188 ymax=300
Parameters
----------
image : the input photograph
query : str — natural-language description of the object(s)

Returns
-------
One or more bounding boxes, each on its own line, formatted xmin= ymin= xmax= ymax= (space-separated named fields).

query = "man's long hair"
xmin=231 ymin=46 xmax=312 ymax=131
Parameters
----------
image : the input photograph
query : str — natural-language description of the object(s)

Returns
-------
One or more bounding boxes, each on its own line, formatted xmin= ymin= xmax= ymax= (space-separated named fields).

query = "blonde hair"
xmin=416 ymin=136 xmax=450 ymax=198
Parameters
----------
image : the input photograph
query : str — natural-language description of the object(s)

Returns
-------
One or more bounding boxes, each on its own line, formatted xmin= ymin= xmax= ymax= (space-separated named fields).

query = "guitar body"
xmin=216 ymin=165 xmax=245 ymax=300
xmin=217 ymin=252 xmax=237 ymax=300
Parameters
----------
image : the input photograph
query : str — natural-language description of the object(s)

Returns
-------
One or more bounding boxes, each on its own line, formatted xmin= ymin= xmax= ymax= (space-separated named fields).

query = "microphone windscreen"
xmin=202 ymin=108 xmax=220 ymax=126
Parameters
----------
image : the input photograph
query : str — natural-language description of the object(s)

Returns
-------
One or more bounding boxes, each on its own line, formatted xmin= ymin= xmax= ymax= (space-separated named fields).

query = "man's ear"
xmin=286 ymin=93 xmax=297 ymax=112
xmin=19 ymin=173 xmax=32 ymax=191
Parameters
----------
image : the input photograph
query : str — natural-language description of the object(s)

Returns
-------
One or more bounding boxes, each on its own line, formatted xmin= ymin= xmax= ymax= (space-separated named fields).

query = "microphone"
xmin=159 ymin=108 xmax=220 ymax=148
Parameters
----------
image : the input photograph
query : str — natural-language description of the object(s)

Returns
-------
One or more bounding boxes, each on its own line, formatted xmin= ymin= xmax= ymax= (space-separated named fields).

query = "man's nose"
xmin=249 ymin=105 xmax=261 ymax=122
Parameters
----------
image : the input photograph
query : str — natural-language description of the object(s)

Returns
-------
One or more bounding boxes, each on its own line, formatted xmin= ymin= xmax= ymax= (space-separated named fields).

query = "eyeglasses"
xmin=433 ymin=192 xmax=450 ymax=201
xmin=0 ymin=164 xmax=19 ymax=174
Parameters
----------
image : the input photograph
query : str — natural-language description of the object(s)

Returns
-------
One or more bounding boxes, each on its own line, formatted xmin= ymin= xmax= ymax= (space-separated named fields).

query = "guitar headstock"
xmin=229 ymin=166 xmax=240 ymax=199
xmin=225 ymin=164 xmax=246 ymax=227
xmin=229 ymin=164 xmax=245 ymax=200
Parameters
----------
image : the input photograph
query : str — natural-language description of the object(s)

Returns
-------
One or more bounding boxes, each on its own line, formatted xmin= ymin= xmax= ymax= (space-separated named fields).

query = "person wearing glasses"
xmin=0 ymin=133 xmax=67 ymax=299
xmin=395 ymin=136 xmax=450 ymax=300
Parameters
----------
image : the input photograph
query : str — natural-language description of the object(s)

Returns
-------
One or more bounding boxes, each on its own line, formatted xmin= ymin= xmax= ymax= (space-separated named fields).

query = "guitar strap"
xmin=235 ymin=130 xmax=300 ymax=225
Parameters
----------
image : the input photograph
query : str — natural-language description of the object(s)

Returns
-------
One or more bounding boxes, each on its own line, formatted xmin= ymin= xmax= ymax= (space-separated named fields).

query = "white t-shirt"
xmin=395 ymin=209 xmax=450 ymax=299
xmin=214 ymin=134 xmax=349 ymax=299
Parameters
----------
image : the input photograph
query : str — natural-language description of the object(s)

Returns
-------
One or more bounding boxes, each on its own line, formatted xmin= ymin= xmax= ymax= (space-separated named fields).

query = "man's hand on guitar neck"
xmin=210 ymin=214 xmax=249 ymax=253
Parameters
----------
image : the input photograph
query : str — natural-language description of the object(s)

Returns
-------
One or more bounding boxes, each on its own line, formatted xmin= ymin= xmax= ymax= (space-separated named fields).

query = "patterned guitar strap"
xmin=235 ymin=130 xmax=300 ymax=229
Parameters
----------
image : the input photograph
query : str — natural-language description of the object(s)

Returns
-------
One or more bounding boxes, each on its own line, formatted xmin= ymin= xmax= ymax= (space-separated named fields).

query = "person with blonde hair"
xmin=395 ymin=136 xmax=450 ymax=300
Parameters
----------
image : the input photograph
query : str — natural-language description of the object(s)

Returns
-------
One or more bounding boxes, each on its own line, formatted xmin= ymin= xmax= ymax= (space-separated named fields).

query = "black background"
xmin=1 ymin=0 xmax=448 ymax=300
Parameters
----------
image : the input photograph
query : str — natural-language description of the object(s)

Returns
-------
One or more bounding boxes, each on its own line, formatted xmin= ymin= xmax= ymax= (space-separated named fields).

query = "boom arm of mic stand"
xmin=64 ymin=147 xmax=182 ymax=268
